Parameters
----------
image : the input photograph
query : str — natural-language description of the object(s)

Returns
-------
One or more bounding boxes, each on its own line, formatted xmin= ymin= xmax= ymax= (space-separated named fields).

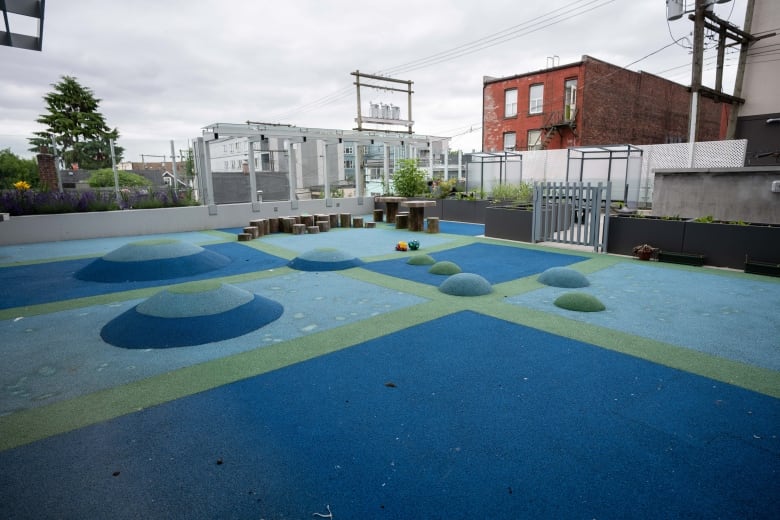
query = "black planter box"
xmin=683 ymin=222 xmax=780 ymax=269
xmin=608 ymin=215 xmax=780 ymax=270
xmin=658 ymin=251 xmax=706 ymax=266
xmin=441 ymin=199 xmax=491 ymax=224
xmin=744 ymin=258 xmax=780 ymax=277
xmin=484 ymin=206 xmax=533 ymax=242
xmin=607 ymin=216 xmax=686 ymax=256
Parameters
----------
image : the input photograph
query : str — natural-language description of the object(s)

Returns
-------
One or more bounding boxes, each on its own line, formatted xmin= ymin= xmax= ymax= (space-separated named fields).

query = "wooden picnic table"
xmin=376 ymin=196 xmax=407 ymax=223
xmin=401 ymin=200 xmax=437 ymax=231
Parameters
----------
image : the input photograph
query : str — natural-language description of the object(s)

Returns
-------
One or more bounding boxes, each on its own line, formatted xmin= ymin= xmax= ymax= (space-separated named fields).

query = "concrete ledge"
xmin=0 ymin=198 xmax=375 ymax=245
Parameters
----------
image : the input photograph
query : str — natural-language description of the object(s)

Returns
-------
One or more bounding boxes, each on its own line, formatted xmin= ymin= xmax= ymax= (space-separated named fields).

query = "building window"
xmin=564 ymin=79 xmax=577 ymax=121
xmin=344 ymin=145 xmax=354 ymax=155
xmin=504 ymin=89 xmax=517 ymax=118
xmin=527 ymin=130 xmax=542 ymax=150
xmin=503 ymin=132 xmax=516 ymax=151
xmin=529 ymin=84 xmax=543 ymax=114
xmin=344 ymin=159 xmax=354 ymax=169
xmin=223 ymin=161 xmax=228 ymax=169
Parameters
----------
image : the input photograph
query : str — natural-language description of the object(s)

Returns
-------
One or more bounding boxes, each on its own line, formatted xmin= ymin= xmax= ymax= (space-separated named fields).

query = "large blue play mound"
xmin=75 ymin=239 xmax=231 ymax=282
xmin=439 ymin=273 xmax=493 ymax=296
xmin=537 ymin=266 xmax=590 ymax=288
xmin=101 ymin=281 xmax=283 ymax=348
xmin=288 ymin=248 xmax=363 ymax=271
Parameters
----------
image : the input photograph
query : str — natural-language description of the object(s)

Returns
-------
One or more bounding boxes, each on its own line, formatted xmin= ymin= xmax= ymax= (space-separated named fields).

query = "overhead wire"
xmin=268 ymin=0 xmax=616 ymax=123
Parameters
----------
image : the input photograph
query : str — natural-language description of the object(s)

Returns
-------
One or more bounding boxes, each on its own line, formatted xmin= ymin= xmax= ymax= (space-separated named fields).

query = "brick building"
xmin=482 ymin=55 xmax=728 ymax=152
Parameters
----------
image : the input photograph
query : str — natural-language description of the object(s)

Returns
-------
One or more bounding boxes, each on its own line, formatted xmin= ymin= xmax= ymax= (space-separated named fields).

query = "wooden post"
xmin=427 ymin=217 xmax=440 ymax=233
xmin=293 ymin=223 xmax=307 ymax=235
xmin=243 ymin=226 xmax=259 ymax=239
xmin=269 ymin=217 xmax=280 ymax=233
xmin=395 ymin=212 xmax=409 ymax=229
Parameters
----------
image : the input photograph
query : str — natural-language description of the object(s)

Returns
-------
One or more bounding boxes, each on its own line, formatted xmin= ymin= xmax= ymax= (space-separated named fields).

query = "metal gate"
xmin=532 ymin=182 xmax=611 ymax=252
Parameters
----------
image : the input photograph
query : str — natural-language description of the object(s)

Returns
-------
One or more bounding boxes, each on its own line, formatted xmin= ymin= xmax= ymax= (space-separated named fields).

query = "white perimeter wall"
xmin=0 ymin=198 xmax=374 ymax=246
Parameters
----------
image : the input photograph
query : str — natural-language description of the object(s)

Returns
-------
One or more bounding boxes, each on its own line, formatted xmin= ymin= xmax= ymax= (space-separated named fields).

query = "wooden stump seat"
xmin=427 ymin=217 xmax=440 ymax=233
xmin=395 ymin=212 xmax=409 ymax=229
xmin=292 ymin=223 xmax=307 ymax=235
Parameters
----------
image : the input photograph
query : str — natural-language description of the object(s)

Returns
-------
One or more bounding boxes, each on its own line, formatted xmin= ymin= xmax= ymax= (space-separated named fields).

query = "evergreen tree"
xmin=28 ymin=76 xmax=124 ymax=169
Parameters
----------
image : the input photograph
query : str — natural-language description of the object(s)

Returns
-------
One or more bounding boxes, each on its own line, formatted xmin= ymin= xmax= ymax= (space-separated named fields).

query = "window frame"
xmin=529 ymin=84 xmax=544 ymax=114
xmin=504 ymin=88 xmax=518 ymax=118
xmin=527 ymin=130 xmax=542 ymax=151
xmin=503 ymin=131 xmax=517 ymax=151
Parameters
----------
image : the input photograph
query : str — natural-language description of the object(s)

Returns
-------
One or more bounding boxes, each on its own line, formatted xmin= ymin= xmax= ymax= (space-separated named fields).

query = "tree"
xmin=28 ymin=76 xmax=124 ymax=170
xmin=87 ymin=168 xmax=150 ymax=188
xmin=0 ymin=148 xmax=39 ymax=189
xmin=392 ymin=158 xmax=428 ymax=197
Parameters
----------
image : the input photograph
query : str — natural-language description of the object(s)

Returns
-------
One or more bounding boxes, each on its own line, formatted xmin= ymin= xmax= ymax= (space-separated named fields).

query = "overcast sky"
xmin=0 ymin=0 xmax=747 ymax=162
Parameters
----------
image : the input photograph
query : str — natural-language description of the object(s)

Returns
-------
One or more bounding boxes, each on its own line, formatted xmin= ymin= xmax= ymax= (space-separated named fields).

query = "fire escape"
xmin=540 ymin=106 xmax=578 ymax=149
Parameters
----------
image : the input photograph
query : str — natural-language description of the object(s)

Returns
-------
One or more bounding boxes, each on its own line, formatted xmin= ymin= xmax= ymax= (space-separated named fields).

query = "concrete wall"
xmin=0 ymin=198 xmax=374 ymax=246
xmin=652 ymin=166 xmax=780 ymax=224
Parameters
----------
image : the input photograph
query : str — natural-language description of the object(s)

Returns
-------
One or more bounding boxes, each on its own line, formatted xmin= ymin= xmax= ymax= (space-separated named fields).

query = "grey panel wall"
xmin=652 ymin=167 xmax=780 ymax=224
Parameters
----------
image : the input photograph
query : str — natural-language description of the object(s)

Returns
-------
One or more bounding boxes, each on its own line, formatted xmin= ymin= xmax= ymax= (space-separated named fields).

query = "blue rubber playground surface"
xmin=1 ymin=221 xmax=778 ymax=519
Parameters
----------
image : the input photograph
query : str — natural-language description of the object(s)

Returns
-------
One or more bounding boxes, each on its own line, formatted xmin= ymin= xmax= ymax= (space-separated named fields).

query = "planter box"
xmin=657 ymin=251 xmax=706 ymax=266
xmin=607 ymin=216 xmax=686 ymax=256
xmin=744 ymin=258 xmax=780 ymax=277
xmin=683 ymin=221 xmax=780 ymax=269
xmin=440 ymin=199 xmax=491 ymax=224
xmin=484 ymin=206 xmax=533 ymax=242
xmin=607 ymin=215 xmax=780 ymax=270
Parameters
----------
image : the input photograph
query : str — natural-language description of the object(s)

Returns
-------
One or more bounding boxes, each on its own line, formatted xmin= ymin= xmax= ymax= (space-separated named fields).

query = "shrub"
xmin=88 ymin=168 xmax=150 ymax=188
xmin=392 ymin=158 xmax=428 ymax=197
xmin=0 ymin=187 xmax=198 ymax=216
xmin=491 ymin=181 xmax=533 ymax=204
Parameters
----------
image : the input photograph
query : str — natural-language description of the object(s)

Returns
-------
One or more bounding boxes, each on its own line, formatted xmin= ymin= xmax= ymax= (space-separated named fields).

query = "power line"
xmin=268 ymin=0 xmax=616 ymax=122
xmin=379 ymin=0 xmax=616 ymax=76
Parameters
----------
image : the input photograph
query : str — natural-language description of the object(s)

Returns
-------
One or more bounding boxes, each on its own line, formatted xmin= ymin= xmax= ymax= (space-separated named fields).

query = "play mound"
xmin=429 ymin=260 xmax=461 ymax=275
xmin=538 ymin=267 xmax=590 ymax=288
xmin=554 ymin=292 xmax=606 ymax=312
xmin=288 ymin=248 xmax=363 ymax=271
xmin=101 ymin=281 xmax=284 ymax=348
xmin=439 ymin=273 xmax=493 ymax=296
xmin=75 ymin=239 xmax=231 ymax=282
xmin=407 ymin=254 xmax=436 ymax=265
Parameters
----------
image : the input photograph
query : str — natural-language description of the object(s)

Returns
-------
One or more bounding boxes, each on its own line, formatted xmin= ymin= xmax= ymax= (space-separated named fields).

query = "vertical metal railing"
xmin=532 ymin=181 xmax=611 ymax=252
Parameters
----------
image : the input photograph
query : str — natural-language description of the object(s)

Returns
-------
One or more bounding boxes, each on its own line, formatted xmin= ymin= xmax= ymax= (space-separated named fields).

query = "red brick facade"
xmin=482 ymin=55 xmax=728 ymax=152
xmin=37 ymin=153 xmax=59 ymax=191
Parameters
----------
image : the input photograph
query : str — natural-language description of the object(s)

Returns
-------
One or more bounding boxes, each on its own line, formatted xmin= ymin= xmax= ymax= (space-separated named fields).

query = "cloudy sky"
xmin=1 ymin=0 xmax=747 ymax=162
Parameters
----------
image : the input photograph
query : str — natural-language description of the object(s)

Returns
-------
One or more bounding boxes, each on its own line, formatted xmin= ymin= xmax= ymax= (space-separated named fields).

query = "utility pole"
xmin=726 ymin=0 xmax=755 ymax=138
xmin=687 ymin=0 xmax=706 ymax=166
xmin=683 ymin=0 xmax=766 ymax=162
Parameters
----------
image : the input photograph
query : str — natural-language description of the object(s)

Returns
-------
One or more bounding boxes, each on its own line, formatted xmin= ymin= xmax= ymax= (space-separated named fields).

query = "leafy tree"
xmin=88 ymin=168 xmax=150 ymax=188
xmin=28 ymin=76 xmax=124 ymax=170
xmin=392 ymin=158 xmax=428 ymax=197
xmin=0 ymin=148 xmax=39 ymax=189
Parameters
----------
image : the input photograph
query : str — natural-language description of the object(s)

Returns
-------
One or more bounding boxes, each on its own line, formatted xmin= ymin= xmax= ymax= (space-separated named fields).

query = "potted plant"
xmin=632 ymin=243 xmax=656 ymax=261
